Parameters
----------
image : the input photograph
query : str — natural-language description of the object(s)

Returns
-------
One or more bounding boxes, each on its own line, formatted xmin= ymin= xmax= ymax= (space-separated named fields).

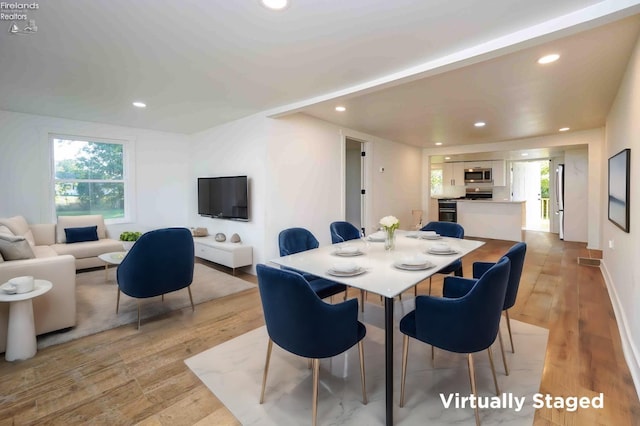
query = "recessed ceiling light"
xmin=132 ymin=101 xmax=146 ymax=108
xmin=474 ymin=122 xmax=486 ymax=127
xmin=521 ymin=153 xmax=529 ymax=156
xmin=435 ymin=142 xmax=443 ymax=146
xmin=444 ymin=156 xmax=451 ymax=160
xmin=538 ymin=54 xmax=560 ymax=64
xmin=261 ymin=0 xmax=289 ymax=10
xmin=335 ymin=106 xmax=346 ymax=112
xmin=559 ymin=127 xmax=570 ymax=132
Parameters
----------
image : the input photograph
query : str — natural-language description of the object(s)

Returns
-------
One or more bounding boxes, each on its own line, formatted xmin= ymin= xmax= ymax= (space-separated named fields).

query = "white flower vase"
xmin=122 ymin=241 xmax=135 ymax=251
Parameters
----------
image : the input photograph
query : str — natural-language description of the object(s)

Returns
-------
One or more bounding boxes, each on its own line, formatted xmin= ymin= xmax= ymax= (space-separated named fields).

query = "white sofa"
xmin=49 ymin=215 xmax=124 ymax=270
xmin=0 ymin=215 xmax=123 ymax=353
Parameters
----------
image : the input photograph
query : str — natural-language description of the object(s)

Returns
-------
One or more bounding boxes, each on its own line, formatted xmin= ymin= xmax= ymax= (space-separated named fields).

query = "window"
xmin=430 ymin=167 xmax=443 ymax=197
xmin=52 ymin=135 xmax=131 ymax=223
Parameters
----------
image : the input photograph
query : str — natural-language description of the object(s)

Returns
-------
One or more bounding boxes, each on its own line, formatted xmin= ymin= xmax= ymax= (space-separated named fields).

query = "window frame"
xmin=50 ymin=133 xmax=134 ymax=225
xmin=430 ymin=164 xmax=444 ymax=197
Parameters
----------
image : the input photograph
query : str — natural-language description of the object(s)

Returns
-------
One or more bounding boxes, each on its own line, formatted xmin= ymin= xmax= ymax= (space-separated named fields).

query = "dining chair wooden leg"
xmin=187 ymin=286 xmax=195 ymax=311
xmin=116 ymin=288 xmax=121 ymax=313
xmin=308 ymin=359 xmax=312 ymax=369
xmin=505 ymin=310 xmax=514 ymax=353
xmin=358 ymin=340 xmax=367 ymax=404
xmin=414 ymin=285 xmax=417 ymax=297
xmin=428 ymin=276 xmax=432 ymax=295
xmin=360 ymin=290 xmax=365 ymax=312
xmin=312 ymin=358 xmax=320 ymax=426
xmin=260 ymin=339 xmax=273 ymax=404
xmin=467 ymin=354 xmax=480 ymax=426
xmin=497 ymin=326 xmax=509 ymax=375
xmin=400 ymin=335 xmax=409 ymax=408
xmin=487 ymin=346 xmax=500 ymax=396
xmin=344 ymin=288 xmax=348 ymax=301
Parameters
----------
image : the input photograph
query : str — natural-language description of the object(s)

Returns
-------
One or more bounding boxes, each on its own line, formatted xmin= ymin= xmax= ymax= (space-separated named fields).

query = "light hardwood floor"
xmin=0 ymin=231 xmax=638 ymax=425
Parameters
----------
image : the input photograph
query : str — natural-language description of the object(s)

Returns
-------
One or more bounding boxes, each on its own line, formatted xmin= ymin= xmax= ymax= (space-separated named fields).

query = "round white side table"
xmin=98 ymin=251 xmax=127 ymax=281
xmin=0 ymin=279 xmax=52 ymax=361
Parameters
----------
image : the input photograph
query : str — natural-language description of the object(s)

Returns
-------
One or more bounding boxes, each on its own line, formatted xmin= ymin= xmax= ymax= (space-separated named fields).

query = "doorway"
xmin=344 ymin=138 xmax=364 ymax=232
xmin=511 ymin=160 xmax=550 ymax=232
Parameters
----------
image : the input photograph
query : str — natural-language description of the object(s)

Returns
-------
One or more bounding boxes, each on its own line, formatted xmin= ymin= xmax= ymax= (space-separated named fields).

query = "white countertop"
xmin=457 ymin=199 xmax=526 ymax=204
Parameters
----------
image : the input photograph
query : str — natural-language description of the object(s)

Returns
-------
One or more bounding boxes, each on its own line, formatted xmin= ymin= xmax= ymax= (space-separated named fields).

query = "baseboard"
xmin=600 ymin=260 xmax=640 ymax=400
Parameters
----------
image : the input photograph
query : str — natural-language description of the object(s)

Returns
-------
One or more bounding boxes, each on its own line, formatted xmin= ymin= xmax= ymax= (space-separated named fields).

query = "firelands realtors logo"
xmin=1 ymin=2 xmax=39 ymax=35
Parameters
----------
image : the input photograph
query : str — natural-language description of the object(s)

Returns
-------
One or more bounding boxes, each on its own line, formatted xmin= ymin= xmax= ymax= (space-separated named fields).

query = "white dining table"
xmin=269 ymin=230 xmax=485 ymax=425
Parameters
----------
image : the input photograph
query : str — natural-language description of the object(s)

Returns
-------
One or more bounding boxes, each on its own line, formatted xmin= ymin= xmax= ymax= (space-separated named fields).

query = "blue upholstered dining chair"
xmin=278 ymin=227 xmax=347 ymax=300
xmin=470 ymin=242 xmax=527 ymax=375
xmin=256 ymin=264 xmax=367 ymax=426
xmin=329 ymin=221 xmax=367 ymax=310
xmin=116 ymin=227 xmax=195 ymax=329
xmin=420 ymin=221 xmax=465 ymax=295
xmin=399 ymin=257 xmax=510 ymax=426
xmin=329 ymin=221 xmax=361 ymax=244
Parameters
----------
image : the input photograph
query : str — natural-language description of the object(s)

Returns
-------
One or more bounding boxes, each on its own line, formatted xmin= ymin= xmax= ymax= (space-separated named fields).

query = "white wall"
xmin=602 ymin=32 xmax=640 ymax=398
xmin=0 ymin=110 xmax=190 ymax=236
xmin=190 ymin=114 xmax=269 ymax=273
xmin=563 ymin=148 xmax=589 ymax=242
xmin=189 ymin=112 xmax=423 ymax=267
xmin=264 ymin=114 xmax=423 ymax=261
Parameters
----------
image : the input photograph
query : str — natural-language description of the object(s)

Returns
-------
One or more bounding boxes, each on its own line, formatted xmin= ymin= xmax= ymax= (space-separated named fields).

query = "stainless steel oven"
xmin=438 ymin=199 xmax=457 ymax=222
xmin=464 ymin=168 xmax=492 ymax=183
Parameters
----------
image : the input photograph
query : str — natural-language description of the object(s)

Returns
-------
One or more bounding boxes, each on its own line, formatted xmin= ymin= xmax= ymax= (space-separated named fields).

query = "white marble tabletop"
xmin=269 ymin=230 xmax=484 ymax=298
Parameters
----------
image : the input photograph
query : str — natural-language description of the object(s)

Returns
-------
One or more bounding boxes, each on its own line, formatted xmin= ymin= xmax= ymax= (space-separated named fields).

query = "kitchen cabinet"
xmin=443 ymin=162 xmax=465 ymax=186
xmin=463 ymin=161 xmax=492 ymax=170
xmin=491 ymin=160 xmax=506 ymax=186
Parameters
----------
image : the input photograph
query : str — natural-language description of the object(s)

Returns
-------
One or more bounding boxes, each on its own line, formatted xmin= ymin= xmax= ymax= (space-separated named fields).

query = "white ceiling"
xmin=1 ymin=0 xmax=639 ymax=151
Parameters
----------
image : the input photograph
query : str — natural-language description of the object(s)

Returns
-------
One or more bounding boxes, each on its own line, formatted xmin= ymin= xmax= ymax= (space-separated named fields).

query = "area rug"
xmin=185 ymin=300 xmax=548 ymax=425
xmin=37 ymin=263 xmax=255 ymax=349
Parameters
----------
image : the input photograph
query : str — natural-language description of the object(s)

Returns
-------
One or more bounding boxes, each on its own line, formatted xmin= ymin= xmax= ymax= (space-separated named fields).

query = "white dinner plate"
xmin=333 ymin=250 xmax=363 ymax=257
xmin=367 ymin=236 xmax=386 ymax=242
xmin=427 ymin=249 xmax=459 ymax=255
xmin=393 ymin=261 xmax=435 ymax=271
xmin=421 ymin=235 xmax=442 ymax=240
xmin=327 ymin=267 xmax=366 ymax=277
xmin=406 ymin=232 xmax=441 ymax=240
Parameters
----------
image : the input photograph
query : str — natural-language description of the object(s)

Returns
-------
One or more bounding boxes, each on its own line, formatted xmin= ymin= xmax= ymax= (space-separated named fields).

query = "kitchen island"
xmin=457 ymin=199 xmax=526 ymax=242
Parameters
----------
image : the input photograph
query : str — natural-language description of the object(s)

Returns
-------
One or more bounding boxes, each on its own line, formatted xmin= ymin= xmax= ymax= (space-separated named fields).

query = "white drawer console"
xmin=193 ymin=237 xmax=253 ymax=274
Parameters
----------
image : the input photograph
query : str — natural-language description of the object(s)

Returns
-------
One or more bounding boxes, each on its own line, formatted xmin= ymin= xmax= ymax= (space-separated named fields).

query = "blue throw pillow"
xmin=65 ymin=226 xmax=99 ymax=244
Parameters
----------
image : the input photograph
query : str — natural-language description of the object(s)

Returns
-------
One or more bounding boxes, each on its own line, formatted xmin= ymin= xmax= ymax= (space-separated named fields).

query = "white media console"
xmin=193 ymin=236 xmax=252 ymax=274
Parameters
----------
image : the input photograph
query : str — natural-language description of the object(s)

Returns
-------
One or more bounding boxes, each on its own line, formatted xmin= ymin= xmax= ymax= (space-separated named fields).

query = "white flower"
xmin=380 ymin=215 xmax=399 ymax=230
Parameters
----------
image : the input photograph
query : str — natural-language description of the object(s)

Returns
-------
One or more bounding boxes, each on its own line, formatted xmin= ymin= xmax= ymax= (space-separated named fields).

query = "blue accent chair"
xmin=278 ymin=227 xmax=347 ymax=300
xmin=420 ymin=221 xmax=465 ymax=295
xmin=449 ymin=242 xmax=526 ymax=375
xmin=329 ymin=221 xmax=367 ymax=309
xmin=116 ymin=227 xmax=195 ymax=329
xmin=329 ymin=221 xmax=361 ymax=244
xmin=256 ymin=264 xmax=367 ymax=425
xmin=399 ymin=257 xmax=510 ymax=425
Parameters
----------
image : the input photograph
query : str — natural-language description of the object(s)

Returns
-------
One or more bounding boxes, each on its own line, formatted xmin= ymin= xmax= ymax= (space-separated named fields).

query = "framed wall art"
xmin=608 ymin=148 xmax=630 ymax=232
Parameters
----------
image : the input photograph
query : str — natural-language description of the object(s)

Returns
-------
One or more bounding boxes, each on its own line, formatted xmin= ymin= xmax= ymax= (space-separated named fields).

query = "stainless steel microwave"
xmin=464 ymin=168 xmax=492 ymax=183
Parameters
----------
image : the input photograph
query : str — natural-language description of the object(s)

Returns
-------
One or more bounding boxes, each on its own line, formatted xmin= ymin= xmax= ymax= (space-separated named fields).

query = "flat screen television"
xmin=198 ymin=176 xmax=249 ymax=221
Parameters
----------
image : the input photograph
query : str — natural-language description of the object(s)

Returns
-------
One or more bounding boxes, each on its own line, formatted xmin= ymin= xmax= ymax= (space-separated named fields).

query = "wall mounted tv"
xmin=198 ymin=176 xmax=249 ymax=221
